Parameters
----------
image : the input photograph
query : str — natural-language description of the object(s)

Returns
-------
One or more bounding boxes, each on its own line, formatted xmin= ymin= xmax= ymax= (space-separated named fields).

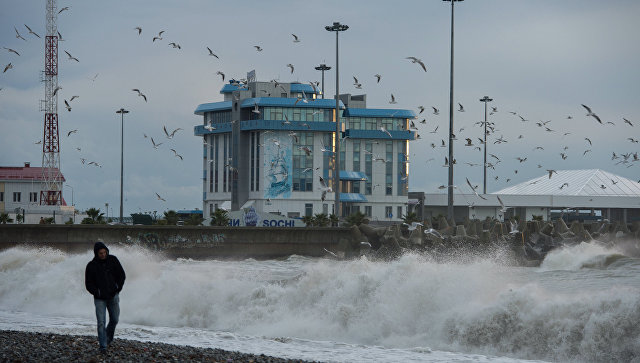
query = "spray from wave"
xmin=1 ymin=245 xmax=638 ymax=362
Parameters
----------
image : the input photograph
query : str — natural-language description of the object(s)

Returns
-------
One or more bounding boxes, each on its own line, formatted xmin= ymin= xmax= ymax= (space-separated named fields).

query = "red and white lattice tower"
xmin=40 ymin=0 xmax=62 ymax=205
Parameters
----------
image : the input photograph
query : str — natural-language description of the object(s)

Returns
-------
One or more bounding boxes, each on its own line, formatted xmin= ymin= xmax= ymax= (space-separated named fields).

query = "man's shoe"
xmin=99 ymin=348 xmax=107 ymax=355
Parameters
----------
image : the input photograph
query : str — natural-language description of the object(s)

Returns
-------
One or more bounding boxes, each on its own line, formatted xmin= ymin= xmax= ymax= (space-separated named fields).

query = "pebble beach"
xmin=0 ymin=330 xmax=315 ymax=363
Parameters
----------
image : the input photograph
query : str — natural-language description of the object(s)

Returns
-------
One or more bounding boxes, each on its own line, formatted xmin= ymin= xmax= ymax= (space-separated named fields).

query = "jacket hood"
xmin=93 ymin=241 xmax=109 ymax=258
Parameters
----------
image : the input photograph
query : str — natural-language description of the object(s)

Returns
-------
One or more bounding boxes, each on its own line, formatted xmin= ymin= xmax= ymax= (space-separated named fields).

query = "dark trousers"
xmin=94 ymin=294 xmax=119 ymax=350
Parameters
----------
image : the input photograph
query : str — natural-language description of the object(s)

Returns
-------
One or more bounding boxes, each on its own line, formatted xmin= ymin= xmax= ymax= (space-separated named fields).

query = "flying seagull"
xmin=374 ymin=74 xmax=381 ymax=83
xmin=318 ymin=176 xmax=333 ymax=202
xmin=254 ymin=45 xmax=263 ymax=52
xmin=389 ymin=94 xmax=397 ymax=104
xmin=291 ymin=33 xmax=300 ymax=43
xmin=170 ymin=148 xmax=183 ymax=160
xmin=64 ymin=50 xmax=79 ymax=62
xmin=405 ymin=56 xmax=427 ymax=72
xmin=24 ymin=24 xmax=40 ymax=38
xmin=132 ymin=88 xmax=147 ymax=102
xmin=207 ymin=47 xmax=219 ymax=58
xmin=458 ymin=103 xmax=465 ymax=112
xmin=64 ymin=100 xmax=71 ymax=111
xmin=58 ymin=6 xmax=70 ymax=14
xmin=67 ymin=129 xmax=78 ymax=137
xmin=3 ymin=47 xmax=20 ymax=56
xmin=623 ymin=118 xmax=633 ymax=127
xmin=216 ymin=71 xmax=225 ymax=81
xmin=466 ymin=177 xmax=487 ymax=200
xmin=152 ymin=30 xmax=164 ymax=42
xmin=14 ymin=26 xmax=26 ymax=41
xmin=150 ymin=137 xmax=162 ymax=149
xmin=155 ymin=192 xmax=166 ymax=202
xmin=581 ymin=104 xmax=602 ymax=124
xmin=135 ymin=26 xmax=142 ymax=35
xmin=286 ymin=63 xmax=294 ymax=74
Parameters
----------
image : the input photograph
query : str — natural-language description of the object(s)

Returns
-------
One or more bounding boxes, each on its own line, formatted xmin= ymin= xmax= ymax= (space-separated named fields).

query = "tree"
xmin=162 ymin=210 xmax=179 ymax=225
xmin=64 ymin=218 xmax=74 ymax=225
xmin=0 ymin=212 xmax=13 ymax=224
xmin=329 ymin=214 xmax=339 ymax=227
xmin=210 ymin=209 xmax=230 ymax=226
xmin=301 ymin=215 xmax=315 ymax=227
xmin=81 ymin=208 xmax=105 ymax=224
xmin=185 ymin=214 xmax=204 ymax=226
xmin=344 ymin=211 xmax=367 ymax=227
xmin=43 ymin=217 xmax=55 ymax=224
xmin=402 ymin=212 xmax=420 ymax=225
xmin=313 ymin=213 xmax=330 ymax=227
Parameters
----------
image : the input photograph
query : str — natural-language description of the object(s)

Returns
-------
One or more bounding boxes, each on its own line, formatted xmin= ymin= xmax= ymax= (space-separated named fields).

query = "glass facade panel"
xmin=364 ymin=117 xmax=376 ymax=130
xmin=385 ymin=141 xmax=393 ymax=195
xmin=292 ymin=132 xmax=314 ymax=191
xmin=365 ymin=141 xmax=373 ymax=195
xmin=397 ymin=140 xmax=408 ymax=196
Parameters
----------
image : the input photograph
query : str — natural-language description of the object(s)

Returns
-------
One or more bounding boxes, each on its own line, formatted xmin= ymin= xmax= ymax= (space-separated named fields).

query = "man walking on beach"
xmin=85 ymin=241 xmax=126 ymax=354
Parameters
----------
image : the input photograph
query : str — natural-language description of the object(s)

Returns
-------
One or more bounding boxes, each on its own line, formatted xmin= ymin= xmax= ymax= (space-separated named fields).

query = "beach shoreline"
xmin=0 ymin=330 xmax=316 ymax=362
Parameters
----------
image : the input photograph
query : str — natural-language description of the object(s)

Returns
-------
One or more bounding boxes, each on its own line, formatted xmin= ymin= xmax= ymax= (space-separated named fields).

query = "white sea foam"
xmin=1 ymin=245 xmax=638 ymax=362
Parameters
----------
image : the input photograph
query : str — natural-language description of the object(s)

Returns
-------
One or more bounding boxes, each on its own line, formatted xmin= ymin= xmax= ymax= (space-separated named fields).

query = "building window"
xmin=385 ymin=141 xmax=393 ymax=195
xmin=323 ymin=203 xmax=328 ymax=215
xmin=293 ymin=132 xmax=314 ymax=191
xmin=13 ymin=192 xmax=21 ymax=203
xmin=397 ymin=140 xmax=408 ymax=196
xmin=305 ymin=203 xmax=313 ymax=217
xmin=214 ymin=135 xmax=219 ymax=193
xmin=398 ymin=206 xmax=403 ymax=220
xmin=30 ymin=192 xmax=38 ymax=203
xmin=322 ymin=133 xmax=334 ymax=191
xmin=0 ymin=191 xmax=3 ymax=202
xmin=385 ymin=206 xmax=392 ymax=219
xmin=288 ymin=212 xmax=300 ymax=218
xmin=209 ymin=203 xmax=214 ymax=215
xmin=365 ymin=141 xmax=373 ymax=195
xmin=365 ymin=206 xmax=372 ymax=217
xmin=223 ymin=134 xmax=228 ymax=192
xmin=364 ymin=117 xmax=376 ymax=130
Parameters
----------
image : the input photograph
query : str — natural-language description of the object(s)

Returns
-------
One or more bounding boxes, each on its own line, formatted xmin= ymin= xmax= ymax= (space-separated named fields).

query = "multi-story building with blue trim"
xmin=194 ymin=78 xmax=416 ymax=222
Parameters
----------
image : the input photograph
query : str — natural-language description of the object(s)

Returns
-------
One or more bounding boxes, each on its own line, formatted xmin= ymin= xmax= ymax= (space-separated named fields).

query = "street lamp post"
xmin=314 ymin=64 xmax=331 ymax=99
xmin=444 ymin=0 xmax=463 ymax=223
xmin=479 ymin=96 xmax=493 ymax=195
xmin=65 ymin=184 xmax=74 ymax=223
xmin=116 ymin=108 xmax=129 ymax=224
xmin=325 ymin=22 xmax=348 ymax=219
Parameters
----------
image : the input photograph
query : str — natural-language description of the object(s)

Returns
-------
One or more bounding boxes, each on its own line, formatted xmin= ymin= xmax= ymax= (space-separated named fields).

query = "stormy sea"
xmin=0 ymin=242 xmax=638 ymax=362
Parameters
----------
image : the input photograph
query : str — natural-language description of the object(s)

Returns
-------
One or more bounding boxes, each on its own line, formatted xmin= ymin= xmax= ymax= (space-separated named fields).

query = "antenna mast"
xmin=40 ymin=0 xmax=62 ymax=205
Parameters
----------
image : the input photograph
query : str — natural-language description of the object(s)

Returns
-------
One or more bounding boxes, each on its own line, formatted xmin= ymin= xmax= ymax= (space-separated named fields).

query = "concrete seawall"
xmin=0 ymin=225 xmax=357 ymax=259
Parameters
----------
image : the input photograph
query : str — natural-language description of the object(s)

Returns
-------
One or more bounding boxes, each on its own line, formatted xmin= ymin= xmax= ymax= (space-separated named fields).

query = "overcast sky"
xmin=1 ymin=0 xmax=639 ymax=216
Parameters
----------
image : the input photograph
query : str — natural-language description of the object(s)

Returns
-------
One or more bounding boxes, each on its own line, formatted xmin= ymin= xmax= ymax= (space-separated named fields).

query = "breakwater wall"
xmin=0 ymin=224 xmax=359 ymax=259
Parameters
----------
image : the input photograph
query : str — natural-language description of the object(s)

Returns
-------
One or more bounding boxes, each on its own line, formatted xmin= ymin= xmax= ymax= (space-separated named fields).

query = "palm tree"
xmin=344 ymin=211 xmax=367 ymax=227
xmin=81 ymin=208 xmax=105 ymax=224
xmin=185 ymin=214 xmax=204 ymax=226
xmin=210 ymin=209 xmax=230 ymax=226
xmin=313 ymin=213 xmax=330 ymax=227
xmin=301 ymin=215 xmax=315 ymax=227
xmin=329 ymin=214 xmax=339 ymax=227
xmin=163 ymin=210 xmax=179 ymax=225
xmin=0 ymin=212 xmax=13 ymax=224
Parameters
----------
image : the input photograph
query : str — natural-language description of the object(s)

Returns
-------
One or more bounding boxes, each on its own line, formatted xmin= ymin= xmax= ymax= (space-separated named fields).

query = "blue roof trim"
xmin=345 ymin=129 xmax=416 ymax=140
xmin=339 ymin=171 xmax=369 ymax=181
xmin=340 ymin=193 xmax=368 ymax=203
xmin=194 ymin=123 xmax=233 ymax=135
xmin=241 ymin=120 xmax=336 ymax=132
xmin=241 ymin=97 xmax=344 ymax=109
xmin=194 ymin=101 xmax=232 ymax=115
xmin=290 ymin=83 xmax=318 ymax=94
xmin=177 ymin=210 xmax=203 ymax=214
xmin=343 ymin=108 xmax=416 ymax=118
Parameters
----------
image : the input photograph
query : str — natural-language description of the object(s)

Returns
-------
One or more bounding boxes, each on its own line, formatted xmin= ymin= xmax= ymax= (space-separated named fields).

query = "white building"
xmin=415 ymin=169 xmax=640 ymax=223
xmin=194 ymin=79 xmax=417 ymax=222
xmin=0 ymin=162 xmax=76 ymax=223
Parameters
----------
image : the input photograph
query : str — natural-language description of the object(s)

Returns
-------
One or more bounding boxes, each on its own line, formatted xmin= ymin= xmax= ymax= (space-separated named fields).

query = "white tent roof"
xmin=494 ymin=169 xmax=640 ymax=197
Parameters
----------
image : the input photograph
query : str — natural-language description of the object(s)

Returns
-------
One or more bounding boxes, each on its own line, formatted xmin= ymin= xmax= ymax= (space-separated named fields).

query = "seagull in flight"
xmin=135 ymin=26 xmax=142 ymax=35
xmin=170 ymin=148 xmax=183 ymax=160
xmin=432 ymin=107 xmax=440 ymax=115
xmin=152 ymin=30 xmax=165 ymax=42
xmin=150 ymin=137 xmax=163 ymax=149
xmin=67 ymin=129 xmax=78 ymax=137
xmin=380 ymin=126 xmax=392 ymax=138
xmin=389 ymin=94 xmax=397 ymax=104
xmin=132 ymin=88 xmax=147 ymax=102
xmin=64 ymin=50 xmax=79 ymax=62
xmin=155 ymin=192 xmax=166 ymax=202
xmin=216 ymin=71 xmax=225 ymax=81
xmin=58 ymin=6 xmax=70 ymax=14
xmin=497 ymin=195 xmax=511 ymax=213
xmin=405 ymin=56 xmax=427 ymax=72
xmin=458 ymin=103 xmax=465 ymax=112
xmin=3 ymin=47 xmax=20 ymax=56
xmin=207 ymin=47 xmax=219 ymax=58
xmin=466 ymin=177 xmax=487 ymax=200
xmin=63 ymin=100 xmax=72 ymax=111
xmin=318 ymin=176 xmax=333 ymax=202
xmin=254 ymin=45 xmax=263 ymax=52
xmin=547 ymin=169 xmax=557 ymax=179
xmin=14 ymin=26 xmax=26 ymax=41
xmin=623 ymin=118 xmax=633 ymax=126
xmin=291 ymin=33 xmax=301 ymax=43
xmin=374 ymin=74 xmax=381 ymax=83
xmin=581 ymin=104 xmax=602 ymax=124
xmin=163 ymin=126 xmax=183 ymax=139
xmin=286 ymin=63 xmax=295 ymax=74
xmin=24 ymin=24 xmax=40 ymax=38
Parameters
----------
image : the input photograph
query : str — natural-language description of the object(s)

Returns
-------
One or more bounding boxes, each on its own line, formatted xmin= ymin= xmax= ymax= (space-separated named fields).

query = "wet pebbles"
xmin=0 ymin=330 xmax=316 ymax=362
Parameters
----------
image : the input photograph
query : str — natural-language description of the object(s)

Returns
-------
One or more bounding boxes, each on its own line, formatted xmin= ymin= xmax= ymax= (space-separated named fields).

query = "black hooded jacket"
xmin=85 ymin=242 xmax=126 ymax=300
